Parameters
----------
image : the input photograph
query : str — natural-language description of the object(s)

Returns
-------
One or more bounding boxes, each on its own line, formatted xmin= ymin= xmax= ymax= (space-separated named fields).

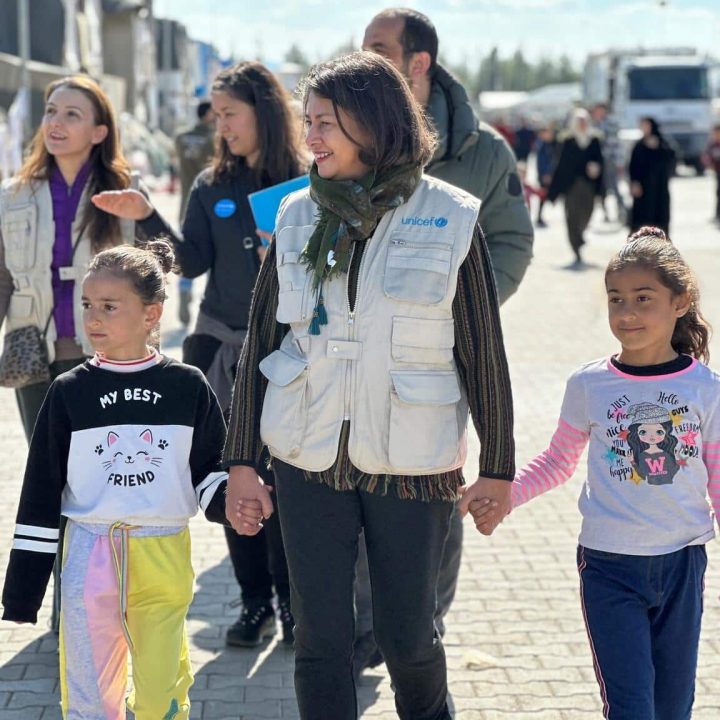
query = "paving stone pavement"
xmin=1 ymin=175 xmax=720 ymax=719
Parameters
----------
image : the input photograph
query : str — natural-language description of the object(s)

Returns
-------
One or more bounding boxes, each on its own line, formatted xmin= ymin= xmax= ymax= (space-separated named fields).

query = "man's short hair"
xmin=376 ymin=8 xmax=438 ymax=72
xmin=197 ymin=100 xmax=212 ymax=120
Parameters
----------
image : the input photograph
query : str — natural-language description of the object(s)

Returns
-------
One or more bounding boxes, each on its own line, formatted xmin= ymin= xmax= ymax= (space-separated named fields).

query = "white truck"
xmin=583 ymin=49 xmax=720 ymax=174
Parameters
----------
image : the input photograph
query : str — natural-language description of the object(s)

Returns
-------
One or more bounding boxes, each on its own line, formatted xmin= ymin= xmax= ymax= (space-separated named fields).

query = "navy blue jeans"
xmin=577 ymin=544 xmax=707 ymax=720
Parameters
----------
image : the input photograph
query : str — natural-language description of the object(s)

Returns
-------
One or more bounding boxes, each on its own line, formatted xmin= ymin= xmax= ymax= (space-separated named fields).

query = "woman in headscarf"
xmin=547 ymin=108 xmax=604 ymax=265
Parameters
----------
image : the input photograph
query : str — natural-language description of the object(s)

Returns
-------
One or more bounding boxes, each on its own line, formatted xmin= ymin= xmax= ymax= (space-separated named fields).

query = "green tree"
xmin=284 ymin=44 xmax=311 ymax=71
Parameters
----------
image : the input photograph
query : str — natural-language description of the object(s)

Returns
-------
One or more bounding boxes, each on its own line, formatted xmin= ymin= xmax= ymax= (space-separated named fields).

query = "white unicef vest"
xmin=0 ymin=178 xmax=136 ymax=362
xmin=259 ymin=175 xmax=480 ymax=475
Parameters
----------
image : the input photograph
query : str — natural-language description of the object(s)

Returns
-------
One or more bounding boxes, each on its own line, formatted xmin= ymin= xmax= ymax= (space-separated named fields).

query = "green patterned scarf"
xmin=300 ymin=162 xmax=422 ymax=334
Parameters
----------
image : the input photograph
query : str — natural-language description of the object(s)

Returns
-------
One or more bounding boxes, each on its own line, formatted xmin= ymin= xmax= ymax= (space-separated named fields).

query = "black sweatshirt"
xmin=2 ymin=357 xmax=228 ymax=623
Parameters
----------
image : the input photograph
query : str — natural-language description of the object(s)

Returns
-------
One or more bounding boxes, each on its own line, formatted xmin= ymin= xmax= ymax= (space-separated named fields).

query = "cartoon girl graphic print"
xmin=625 ymin=402 xmax=679 ymax=485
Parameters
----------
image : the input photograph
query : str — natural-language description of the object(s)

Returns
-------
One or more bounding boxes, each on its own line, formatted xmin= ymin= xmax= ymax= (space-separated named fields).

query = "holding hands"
xmin=458 ymin=476 xmax=512 ymax=536
xmin=226 ymin=465 xmax=275 ymax=536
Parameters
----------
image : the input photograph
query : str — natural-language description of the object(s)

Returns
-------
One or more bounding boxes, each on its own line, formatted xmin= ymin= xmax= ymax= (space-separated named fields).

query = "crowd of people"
xmin=494 ymin=103 xmax=685 ymax=267
xmin=0 ymin=7 xmax=719 ymax=720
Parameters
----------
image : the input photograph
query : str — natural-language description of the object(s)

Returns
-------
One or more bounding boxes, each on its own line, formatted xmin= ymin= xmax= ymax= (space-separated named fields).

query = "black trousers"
xmin=182 ymin=333 xmax=290 ymax=604
xmin=273 ymin=459 xmax=453 ymax=720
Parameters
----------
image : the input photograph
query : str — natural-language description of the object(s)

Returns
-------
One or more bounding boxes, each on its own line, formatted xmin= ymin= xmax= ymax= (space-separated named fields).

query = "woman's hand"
xmin=630 ymin=181 xmax=643 ymax=199
xmin=226 ymin=465 xmax=274 ymax=536
xmin=458 ymin=477 xmax=512 ymax=536
xmin=586 ymin=161 xmax=601 ymax=180
xmin=91 ymin=190 xmax=154 ymax=220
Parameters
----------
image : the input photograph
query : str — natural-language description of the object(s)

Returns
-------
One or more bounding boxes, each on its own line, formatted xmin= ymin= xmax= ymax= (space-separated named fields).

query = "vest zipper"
xmin=343 ymin=243 xmax=365 ymax=419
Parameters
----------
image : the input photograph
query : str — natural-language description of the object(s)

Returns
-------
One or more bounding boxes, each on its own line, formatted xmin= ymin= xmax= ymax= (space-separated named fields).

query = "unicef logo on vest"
xmin=214 ymin=198 xmax=237 ymax=218
xmin=400 ymin=215 xmax=449 ymax=228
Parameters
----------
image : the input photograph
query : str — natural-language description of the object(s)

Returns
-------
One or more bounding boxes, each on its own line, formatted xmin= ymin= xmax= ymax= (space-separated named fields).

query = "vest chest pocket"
xmin=2 ymin=204 xmax=38 ymax=273
xmin=388 ymin=370 xmax=460 ymax=471
xmin=259 ymin=349 xmax=309 ymax=459
xmin=384 ymin=235 xmax=452 ymax=305
xmin=276 ymin=249 xmax=311 ymax=324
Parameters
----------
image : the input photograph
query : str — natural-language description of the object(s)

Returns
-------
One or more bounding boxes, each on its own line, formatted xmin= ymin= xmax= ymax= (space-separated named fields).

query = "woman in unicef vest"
xmin=93 ymin=62 xmax=305 ymax=649
xmin=224 ymin=52 xmax=516 ymax=720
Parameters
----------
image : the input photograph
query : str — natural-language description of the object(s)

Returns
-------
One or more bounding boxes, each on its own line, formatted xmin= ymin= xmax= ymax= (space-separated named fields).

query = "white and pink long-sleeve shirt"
xmin=512 ymin=356 xmax=720 ymax=555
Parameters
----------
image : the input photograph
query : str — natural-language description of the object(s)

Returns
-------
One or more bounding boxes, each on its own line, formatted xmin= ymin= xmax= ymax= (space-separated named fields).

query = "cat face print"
xmin=100 ymin=428 xmax=164 ymax=470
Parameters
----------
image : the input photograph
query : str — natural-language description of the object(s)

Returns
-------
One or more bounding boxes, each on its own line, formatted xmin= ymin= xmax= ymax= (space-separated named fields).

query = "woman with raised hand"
xmin=92 ymin=61 xmax=305 ymax=648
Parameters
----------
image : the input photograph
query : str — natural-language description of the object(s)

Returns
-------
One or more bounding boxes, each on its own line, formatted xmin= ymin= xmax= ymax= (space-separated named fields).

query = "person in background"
xmin=547 ymin=108 xmax=604 ymax=266
xmin=224 ymin=51 xmax=515 ymax=720
xmin=701 ymin=123 xmax=720 ymax=225
xmin=174 ymin=101 xmax=216 ymax=326
xmin=513 ymin=116 xmax=536 ymax=163
xmin=591 ymin=102 xmax=627 ymax=224
xmin=357 ymin=7 xmax=532 ymax=676
xmin=92 ymin=61 xmax=305 ymax=649
xmin=628 ymin=117 xmax=675 ymax=236
xmin=516 ymin=160 xmax=545 ymax=216
xmin=534 ymin=125 xmax=556 ymax=228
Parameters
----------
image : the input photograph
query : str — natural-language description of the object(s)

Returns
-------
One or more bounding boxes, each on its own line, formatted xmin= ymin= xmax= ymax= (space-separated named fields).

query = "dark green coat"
xmin=425 ymin=66 xmax=534 ymax=304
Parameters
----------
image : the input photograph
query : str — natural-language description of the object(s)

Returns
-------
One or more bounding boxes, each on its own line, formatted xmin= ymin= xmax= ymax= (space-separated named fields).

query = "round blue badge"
xmin=214 ymin=198 xmax=237 ymax=218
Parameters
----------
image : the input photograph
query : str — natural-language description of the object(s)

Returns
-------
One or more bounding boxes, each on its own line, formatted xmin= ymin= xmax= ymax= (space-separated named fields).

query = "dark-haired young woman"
xmin=93 ymin=61 xmax=305 ymax=648
xmin=223 ymin=52 xmax=515 ymax=720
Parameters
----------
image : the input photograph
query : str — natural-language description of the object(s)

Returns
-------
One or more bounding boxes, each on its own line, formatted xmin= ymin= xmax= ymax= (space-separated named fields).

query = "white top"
xmin=513 ymin=357 xmax=720 ymax=555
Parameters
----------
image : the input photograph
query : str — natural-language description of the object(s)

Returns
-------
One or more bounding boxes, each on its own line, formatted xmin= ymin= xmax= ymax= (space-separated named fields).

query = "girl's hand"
xmin=91 ymin=190 xmax=154 ymax=220
xmin=458 ymin=477 xmax=512 ymax=536
xmin=467 ymin=497 xmax=501 ymax=533
xmin=226 ymin=465 xmax=274 ymax=536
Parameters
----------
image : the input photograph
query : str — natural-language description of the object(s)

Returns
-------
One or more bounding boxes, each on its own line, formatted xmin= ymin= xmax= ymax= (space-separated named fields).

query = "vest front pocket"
xmin=2 ymin=204 xmax=38 ymax=273
xmin=384 ymin=236 xmax=452 ymax=305
xmin=388 ymin=370 xmax=461 ymax=471
xmin=259 ymin=349 xmax=309 ymax=459
xmin=7 ymin=294 xmax=34 ymax=320
xmin=391 ymin=316 xmax=454 ymax=365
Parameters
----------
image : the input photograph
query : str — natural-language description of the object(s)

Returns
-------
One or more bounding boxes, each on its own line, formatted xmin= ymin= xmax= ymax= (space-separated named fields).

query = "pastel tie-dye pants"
xmin=59 ymin=521 xmax=194 ymax=720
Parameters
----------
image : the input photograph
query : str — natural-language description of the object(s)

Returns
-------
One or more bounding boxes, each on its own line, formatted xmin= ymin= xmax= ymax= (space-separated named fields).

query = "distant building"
xmin=102 ymin=0 xmax=157 ymax=127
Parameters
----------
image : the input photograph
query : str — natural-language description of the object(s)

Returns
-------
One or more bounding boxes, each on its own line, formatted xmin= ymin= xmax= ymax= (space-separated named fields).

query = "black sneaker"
xmin=226 ymin=602 xmax=276 ymax=647
xmin=277 ymin=598 xmax=294 ymax=646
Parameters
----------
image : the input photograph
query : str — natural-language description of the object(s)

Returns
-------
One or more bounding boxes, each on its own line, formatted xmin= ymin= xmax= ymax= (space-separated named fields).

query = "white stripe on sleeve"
xmin=12 ymin=539 xmax=59 ymax=554
xmin=14 ymin=524 xmax=60 ymax=540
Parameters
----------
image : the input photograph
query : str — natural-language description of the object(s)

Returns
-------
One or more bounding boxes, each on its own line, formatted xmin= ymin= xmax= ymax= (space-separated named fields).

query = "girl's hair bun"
xmin=143 ymin=236 xmax=176 ymax=274
xmin=627 ymin=226 xmax=668 ymax=244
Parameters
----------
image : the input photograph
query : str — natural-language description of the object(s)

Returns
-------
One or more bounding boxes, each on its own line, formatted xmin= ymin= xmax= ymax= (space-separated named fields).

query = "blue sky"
xmin=152 ymin=0 xmax=719 ymax=67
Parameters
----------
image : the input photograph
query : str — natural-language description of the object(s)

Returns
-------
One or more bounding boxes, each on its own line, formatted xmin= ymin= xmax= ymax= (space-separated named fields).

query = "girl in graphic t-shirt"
xmin=471 ymin=226 xmax=720 ymax=720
